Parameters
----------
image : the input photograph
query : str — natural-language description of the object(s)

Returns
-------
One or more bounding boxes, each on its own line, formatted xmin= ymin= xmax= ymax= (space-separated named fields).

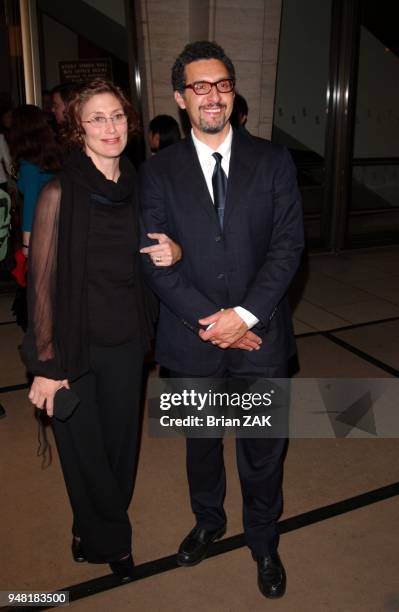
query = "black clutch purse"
xmin=53 ymin=387 xmax=80 ymax=421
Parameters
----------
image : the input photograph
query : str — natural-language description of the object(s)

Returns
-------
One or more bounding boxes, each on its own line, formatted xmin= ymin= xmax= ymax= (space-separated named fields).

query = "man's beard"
xmin=198 ymin=104 xmax=228 ymax=134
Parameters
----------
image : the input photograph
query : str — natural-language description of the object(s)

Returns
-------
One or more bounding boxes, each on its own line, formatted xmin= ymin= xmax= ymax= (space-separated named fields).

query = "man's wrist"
xmin=234 ymin=306 xmax=259 ymax=329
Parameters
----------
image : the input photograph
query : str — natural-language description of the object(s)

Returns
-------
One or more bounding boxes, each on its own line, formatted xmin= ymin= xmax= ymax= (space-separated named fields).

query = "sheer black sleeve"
xmin=20 ymin=178 xmax=65 ymax=379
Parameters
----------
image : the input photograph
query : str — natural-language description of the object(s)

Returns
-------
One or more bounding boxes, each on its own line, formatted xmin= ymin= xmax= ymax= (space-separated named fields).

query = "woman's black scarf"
xmin=63 ymin=148 xmax=136 ymax=204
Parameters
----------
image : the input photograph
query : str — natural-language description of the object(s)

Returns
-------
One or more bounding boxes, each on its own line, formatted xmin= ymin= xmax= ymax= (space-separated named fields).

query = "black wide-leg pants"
xmin=165 ymin=362 xmax=288 ymax=557
xmin=51 ymin=341 xmax=144 ymax=563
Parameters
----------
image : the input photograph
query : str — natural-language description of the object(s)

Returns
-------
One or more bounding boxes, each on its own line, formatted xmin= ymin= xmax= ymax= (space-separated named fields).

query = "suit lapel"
xmin=224 ymin=130 xmax=255 ymax=230
xmin=176 ymin=137 xmax=220 ymax=226
xmin=175 ymin=131 xmax=256 ymax=230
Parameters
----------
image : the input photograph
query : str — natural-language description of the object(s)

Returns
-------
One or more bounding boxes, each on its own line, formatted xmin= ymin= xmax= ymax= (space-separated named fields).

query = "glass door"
xmin=272 ymin=0 xmax=333 ymax=250
xmin=346 ymin=0 xmax=399 ymax=247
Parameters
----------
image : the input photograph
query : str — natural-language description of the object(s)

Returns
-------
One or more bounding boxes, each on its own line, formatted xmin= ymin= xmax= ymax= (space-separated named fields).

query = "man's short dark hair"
xmin=171 ymin=41 xmax=235 ymax=93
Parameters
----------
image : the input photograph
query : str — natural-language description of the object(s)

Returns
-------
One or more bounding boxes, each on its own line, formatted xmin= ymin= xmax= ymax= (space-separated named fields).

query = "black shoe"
xmin=109 ymin=554 xmax=135 ymax=580
xmin=0 ymin=404 xmax=6 ymax=418
xmin=177 ymin=525 xmax=226 ymax=567
xmin=71 ymin=538 xmax=87 ymax=563
xmin=253 ymin=552 xmax=286 ymax=599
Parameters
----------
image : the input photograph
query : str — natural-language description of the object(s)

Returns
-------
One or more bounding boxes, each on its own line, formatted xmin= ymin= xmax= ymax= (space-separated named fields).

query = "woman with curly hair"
xmin=21 ymin=79 xmax=181 ymax=579
xmin=8 ymin=105 xmax=61 ymax=329
xmin=9 ymin=105 xmax=62 ymax=258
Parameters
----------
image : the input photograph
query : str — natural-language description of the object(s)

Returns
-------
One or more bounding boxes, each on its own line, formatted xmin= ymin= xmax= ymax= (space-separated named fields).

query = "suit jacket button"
xmin=215 ymin=235 xmax=222 ymax=242
xmin=217 ymin=273 xmax=224 ymax=279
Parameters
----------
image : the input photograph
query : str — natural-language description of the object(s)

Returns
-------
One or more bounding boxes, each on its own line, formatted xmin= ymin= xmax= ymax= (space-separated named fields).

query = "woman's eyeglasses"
xmin=82 ymin=113 xmax=127 ymax=127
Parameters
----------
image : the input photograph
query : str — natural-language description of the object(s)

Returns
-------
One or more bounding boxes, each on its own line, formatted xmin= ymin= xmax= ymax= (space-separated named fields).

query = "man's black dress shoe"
xmin=177 ymin=525 xmax=226 ymax=566
xmin=253 ymin=552 xmax=286 ymax=598
xmin=109 ymin=554 xmax=135 ymax=580
xmin=71 ymin=538 xmax=87 ymax=563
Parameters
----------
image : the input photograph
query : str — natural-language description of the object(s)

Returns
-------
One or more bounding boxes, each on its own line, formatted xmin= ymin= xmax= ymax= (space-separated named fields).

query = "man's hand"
xmin=198 ymin=308 xmax=249 ymax=348
xmin=140 ymin=232 xmax=182 ymax=267
xmin=229 ymin=330 xmax=262 ymax=351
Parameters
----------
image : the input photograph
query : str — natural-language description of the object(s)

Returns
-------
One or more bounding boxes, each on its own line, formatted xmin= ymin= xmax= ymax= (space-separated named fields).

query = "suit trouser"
xmin=165 ymin=362 xmax=288 ymax=557
xmin=51 ymin=341 xmax=144 ymax=563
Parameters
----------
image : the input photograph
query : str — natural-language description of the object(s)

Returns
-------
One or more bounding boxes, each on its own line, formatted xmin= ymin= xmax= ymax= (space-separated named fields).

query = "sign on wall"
xmin=59 ymin=59 xmax=113 ymax=83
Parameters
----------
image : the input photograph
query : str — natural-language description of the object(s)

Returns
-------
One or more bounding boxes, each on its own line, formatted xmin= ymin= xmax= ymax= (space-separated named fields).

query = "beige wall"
xmin=136 ymin=0 xmax=282 ymax=141
xmin=136 ymin=0 xmax=189 ymax=135
xmin=211 ymin=0 xmax=282 ymax=138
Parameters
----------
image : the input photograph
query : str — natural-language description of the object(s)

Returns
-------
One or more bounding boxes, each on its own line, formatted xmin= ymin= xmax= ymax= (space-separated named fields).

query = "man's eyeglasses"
xmin=184 ymin=79 xmax=235 ymax=96
xmin=81 ymin=113 xmax=127 ymax=127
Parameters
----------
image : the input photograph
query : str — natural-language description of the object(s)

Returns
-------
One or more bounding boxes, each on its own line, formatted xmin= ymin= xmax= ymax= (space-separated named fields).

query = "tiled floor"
xmin=334 ymin=319 xmax=399 ymax=370
xmin=1 ymin=246 xmax=399 ymax=612
xmin=292 ymin=246 xmax=399 ymax=331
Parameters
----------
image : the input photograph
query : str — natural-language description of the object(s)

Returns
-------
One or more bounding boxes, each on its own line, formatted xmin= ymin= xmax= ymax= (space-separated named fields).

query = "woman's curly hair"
xmin=9 ymin=105 xmax=62 ymax=172
xmin=62 ymin=79 xmax=140 ymax=148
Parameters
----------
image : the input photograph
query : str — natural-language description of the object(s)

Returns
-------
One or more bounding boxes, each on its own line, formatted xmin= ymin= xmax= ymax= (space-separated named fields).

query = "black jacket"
xmin=139 ymin=129 xmax=304 ymax=375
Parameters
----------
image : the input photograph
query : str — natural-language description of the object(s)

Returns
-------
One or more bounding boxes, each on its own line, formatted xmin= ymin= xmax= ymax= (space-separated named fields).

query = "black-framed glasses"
xmin=184 ymin=79 xmax=235 ymax=95
xmin=81 ymin=112 xmax=127 ymax=127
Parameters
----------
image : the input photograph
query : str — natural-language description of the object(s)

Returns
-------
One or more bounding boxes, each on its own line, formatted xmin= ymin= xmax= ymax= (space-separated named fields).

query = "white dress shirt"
xmin=191 ymin=127 xmax=259 ymax=330
xmin=191 ymin=126 xmax=232 ymax=200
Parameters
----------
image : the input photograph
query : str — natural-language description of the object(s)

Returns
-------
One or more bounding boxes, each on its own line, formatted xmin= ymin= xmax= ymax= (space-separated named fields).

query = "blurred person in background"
xmin=9 ymin=105 xmax=61 ymax=259
xmin=148 ymin=114 xmax=181 ymax=153
xmin=51 ymin=82 xmax=79 ymax=128
xmin=41 ymin=89 xmax=57 ymax=130
xmin=0 ymin=105 xmax=18 ymax=282
xmin=0 ymin=129 xmax=11 ymax=192
xmin=9 ymin=105 xmax=62 ymax=330
xmin=0 ymin=106 xmax=13 ymax=144
xmin=230 ymin=92 xmax=250 ymax=134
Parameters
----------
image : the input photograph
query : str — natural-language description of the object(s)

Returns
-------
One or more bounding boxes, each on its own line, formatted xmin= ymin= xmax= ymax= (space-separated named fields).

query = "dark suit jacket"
xmin=139 ymin=129 xmax=304 ymax=375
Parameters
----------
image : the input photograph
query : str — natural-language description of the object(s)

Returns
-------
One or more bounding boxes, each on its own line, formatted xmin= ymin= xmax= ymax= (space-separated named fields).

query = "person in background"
xmin=51 ymin=82 xmax=79 ymax=127
xmin=8 ymin=105 xmax=61 ymax=330
xmin=41 ymin=90 xmax=53 ymax=115
xmin=1 ymin=105 xmax=18 ymax=288
xmin=148 ymin=114 xmax=181 ymax=153
xmin=0 ymin=106 xmax=13 ymax=144
xmin=41 ymin=89 xmax=57 ymax=130
xmin=9 ymin=105 xmax=61 ymax=259
xmin=0 ymin=130 xmax=11 ymax=191
xmin=230 ymin=92 xmax=250 ymax=134
xmin=21 ymin=78 xmax=181 ymax=580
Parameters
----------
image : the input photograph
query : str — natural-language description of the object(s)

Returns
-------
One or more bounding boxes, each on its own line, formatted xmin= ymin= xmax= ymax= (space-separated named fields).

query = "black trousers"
xmin=51 ymin=341 xmax=144 ymax=563
xmin=165 ymin=360 xmax=288 ymax=557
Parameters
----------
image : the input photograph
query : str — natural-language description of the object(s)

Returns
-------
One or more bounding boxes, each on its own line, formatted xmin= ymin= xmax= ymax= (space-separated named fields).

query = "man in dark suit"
xmin=139 ymin=41 xmax=304 ymax=599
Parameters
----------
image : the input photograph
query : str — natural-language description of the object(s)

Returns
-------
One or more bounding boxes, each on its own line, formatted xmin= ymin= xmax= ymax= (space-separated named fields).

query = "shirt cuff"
xmin=234 ymin=307 xmax=259 ymax=329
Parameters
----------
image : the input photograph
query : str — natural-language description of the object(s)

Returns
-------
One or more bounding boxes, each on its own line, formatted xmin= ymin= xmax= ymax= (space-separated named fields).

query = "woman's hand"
xmin=140 ymin=232 xmax=182 ymax=267
xmin=28 ymin=376 xmax=69 ymax=418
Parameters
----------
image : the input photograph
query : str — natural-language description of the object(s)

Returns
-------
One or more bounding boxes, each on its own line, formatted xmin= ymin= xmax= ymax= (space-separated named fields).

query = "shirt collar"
xmin=191 ymin=125 xmax=233 ymax=162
